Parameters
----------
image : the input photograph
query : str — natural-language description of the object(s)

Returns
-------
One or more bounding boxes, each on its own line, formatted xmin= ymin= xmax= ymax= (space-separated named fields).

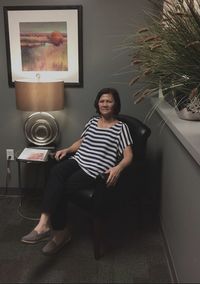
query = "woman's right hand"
xmin=54 ymin=148 xmax=69 ymax=161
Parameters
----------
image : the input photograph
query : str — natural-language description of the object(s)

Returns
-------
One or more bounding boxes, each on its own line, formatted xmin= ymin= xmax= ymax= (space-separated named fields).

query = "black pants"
xmin=42 ymin=158 xmax=96 ymax=230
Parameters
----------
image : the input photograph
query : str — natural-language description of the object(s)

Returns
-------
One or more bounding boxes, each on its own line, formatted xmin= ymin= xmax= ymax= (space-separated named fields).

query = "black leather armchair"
xmin=66 ymin=114 xmax=151 ymax=259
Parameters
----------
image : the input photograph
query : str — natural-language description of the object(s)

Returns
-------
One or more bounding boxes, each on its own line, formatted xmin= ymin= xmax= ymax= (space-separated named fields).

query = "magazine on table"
xmin=17 ymin=148 xmax=49 ymax=162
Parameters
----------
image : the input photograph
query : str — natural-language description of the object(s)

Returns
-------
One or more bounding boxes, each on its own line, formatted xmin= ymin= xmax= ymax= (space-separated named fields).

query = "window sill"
xmin=151 ymin=98 xmax=200 ymax=166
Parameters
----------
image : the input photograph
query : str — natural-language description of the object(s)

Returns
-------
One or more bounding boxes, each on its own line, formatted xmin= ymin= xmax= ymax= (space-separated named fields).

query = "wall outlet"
xmin=6 ymin=149 xmax=14 ymax=160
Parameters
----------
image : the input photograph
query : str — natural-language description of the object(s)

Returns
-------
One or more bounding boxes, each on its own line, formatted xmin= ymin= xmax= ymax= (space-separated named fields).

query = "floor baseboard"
xmin=0 ymin=186 xmax=21 ymax=195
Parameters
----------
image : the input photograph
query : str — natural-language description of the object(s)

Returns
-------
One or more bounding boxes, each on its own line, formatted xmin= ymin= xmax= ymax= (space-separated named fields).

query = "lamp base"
xmin=24 ymin=112 xmax=59 ymax=147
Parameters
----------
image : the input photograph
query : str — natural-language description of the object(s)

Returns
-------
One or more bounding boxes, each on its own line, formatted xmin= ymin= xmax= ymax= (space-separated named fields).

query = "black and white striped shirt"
xmin=72 ymin=116 xmax=133 ymax=178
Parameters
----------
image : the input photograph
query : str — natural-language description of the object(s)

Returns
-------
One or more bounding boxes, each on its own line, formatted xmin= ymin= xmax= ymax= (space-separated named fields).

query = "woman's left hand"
xmin=105 ymin=165 xmax=122 ymax=187
xmin=105 ymin=145 xmax=133 ymax=187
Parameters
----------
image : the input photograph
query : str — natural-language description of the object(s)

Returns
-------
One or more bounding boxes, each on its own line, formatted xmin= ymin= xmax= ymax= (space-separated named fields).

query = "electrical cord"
xmin=4 ymin=155 xmax=11 ymax=195
xmin=17 ymin=203 xmax=39 ymax=221
xmin=0 ymin=156 xmax=19 ymax=199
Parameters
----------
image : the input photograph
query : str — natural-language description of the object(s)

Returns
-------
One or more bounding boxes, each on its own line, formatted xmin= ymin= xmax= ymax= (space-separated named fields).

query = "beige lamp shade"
xmin=15 ymin=80 xmax=64 ymax=111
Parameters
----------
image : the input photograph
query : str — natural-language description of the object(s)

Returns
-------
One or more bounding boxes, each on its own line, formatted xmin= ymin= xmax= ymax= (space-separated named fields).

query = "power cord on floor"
xmin=17 ymin=202 xmax=39 ymax=221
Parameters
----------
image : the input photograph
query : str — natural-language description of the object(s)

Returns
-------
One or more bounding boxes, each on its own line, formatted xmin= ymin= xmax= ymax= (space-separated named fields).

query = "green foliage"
xmin=127 ymin=0 xmax=200 ymax=103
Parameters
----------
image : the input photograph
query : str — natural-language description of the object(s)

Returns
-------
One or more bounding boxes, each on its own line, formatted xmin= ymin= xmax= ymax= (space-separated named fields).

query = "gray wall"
xmin=0 ymin=0 xmax=154 ymax=187
xmin=2 ymin=1 xmax=200 ymax=282
xmin=148 ymin=110 xmax=200 ymax=283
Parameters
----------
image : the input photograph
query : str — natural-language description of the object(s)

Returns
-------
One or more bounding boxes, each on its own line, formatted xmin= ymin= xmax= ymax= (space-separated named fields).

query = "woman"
xmin=21 ymin=87 xmax=133 ymax=255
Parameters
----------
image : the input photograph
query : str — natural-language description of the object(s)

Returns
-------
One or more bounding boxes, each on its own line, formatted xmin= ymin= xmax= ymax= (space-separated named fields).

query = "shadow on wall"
xmin=144 ymin=149 xmax=163 ymax=223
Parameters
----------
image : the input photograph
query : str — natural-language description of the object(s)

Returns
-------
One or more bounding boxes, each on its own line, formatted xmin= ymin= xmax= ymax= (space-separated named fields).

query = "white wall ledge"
xmin=151 ymin=98 xmax=200 ymax=166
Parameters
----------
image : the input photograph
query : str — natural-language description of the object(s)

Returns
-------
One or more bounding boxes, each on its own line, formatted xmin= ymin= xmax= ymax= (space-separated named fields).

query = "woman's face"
xmin=98 ymin=93 xmax=116 ymax=117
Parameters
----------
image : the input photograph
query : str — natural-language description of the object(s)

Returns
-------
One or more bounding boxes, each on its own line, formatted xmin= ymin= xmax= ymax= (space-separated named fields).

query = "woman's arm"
xmin=106 ymin=145 xmax=133 ymax=187
xmin=117 ymin=145 xmax=133 ymax=171
xmin=54 ymin=139 xmax=83 ymax=161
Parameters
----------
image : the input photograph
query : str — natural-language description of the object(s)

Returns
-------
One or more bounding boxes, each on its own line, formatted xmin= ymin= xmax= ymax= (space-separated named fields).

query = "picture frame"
xmin=3 ymin=5 xmax=83 ymax=87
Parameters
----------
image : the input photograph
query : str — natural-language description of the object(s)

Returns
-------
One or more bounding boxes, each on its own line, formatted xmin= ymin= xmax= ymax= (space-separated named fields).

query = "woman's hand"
xmin=105 ymin=145 xmax=133 ymax=187
xmin=54 ymin=148 xmax=69 ymax=161
xmin=54 ymin=139 xmax=82 ymax=161
xmin=105 ymin=165 xmax=122 ymax=187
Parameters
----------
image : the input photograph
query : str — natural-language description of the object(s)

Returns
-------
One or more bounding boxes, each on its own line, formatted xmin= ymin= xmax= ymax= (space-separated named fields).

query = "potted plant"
xmin=125 ymin=0 xmax=200 ymax=120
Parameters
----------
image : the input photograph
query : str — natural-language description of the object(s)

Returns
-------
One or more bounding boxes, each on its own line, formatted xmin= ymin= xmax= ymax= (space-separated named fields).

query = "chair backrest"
xmin=117 ymin=114 xmax=151 ymax=161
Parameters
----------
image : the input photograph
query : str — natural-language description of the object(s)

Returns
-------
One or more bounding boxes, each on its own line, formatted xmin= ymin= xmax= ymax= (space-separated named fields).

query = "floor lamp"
xmin=15 ymin=79 xmax=64 ymax=148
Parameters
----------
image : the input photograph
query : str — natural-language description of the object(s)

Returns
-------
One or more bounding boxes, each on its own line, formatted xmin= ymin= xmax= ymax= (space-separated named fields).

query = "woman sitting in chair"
xmin=21 ymin=87 xmax=133 ymax=255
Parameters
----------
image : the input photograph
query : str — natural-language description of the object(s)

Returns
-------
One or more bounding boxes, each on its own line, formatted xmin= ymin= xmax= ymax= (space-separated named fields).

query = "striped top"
xmin=72 ymin=116 xmax=133 ymax=178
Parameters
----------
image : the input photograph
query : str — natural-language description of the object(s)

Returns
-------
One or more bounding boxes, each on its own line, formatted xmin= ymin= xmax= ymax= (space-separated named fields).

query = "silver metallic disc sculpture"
xmin=24 ymin=112 xmax=59 ymax=146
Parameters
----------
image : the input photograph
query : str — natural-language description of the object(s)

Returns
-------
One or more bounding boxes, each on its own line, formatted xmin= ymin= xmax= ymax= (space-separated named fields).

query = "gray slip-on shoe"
xmin=21 ymin=230 xmax=51 ymax=244
xmin=42 ymin=235 xmax=71 ymax=255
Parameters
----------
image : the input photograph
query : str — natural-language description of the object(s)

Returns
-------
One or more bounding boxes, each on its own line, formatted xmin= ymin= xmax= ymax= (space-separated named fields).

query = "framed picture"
xmin=3 ymin=5 xmax=83 ymax=87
